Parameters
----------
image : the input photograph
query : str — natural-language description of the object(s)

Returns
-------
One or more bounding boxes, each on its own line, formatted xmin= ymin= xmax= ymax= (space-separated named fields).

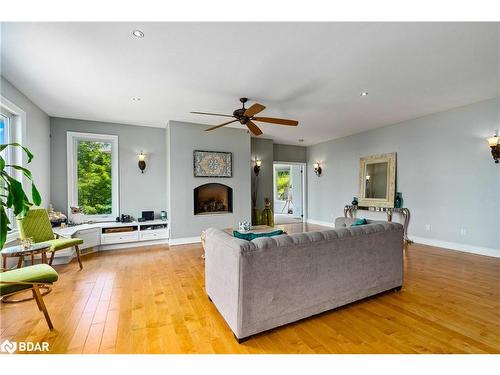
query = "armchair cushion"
xmin=46 ymin=237 xmax=84 ymax=252
xmin=0 ymin=264 xmax=59 ymax=296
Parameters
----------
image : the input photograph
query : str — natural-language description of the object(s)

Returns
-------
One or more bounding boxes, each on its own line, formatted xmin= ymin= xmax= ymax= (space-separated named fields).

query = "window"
xmin=1 ymin=109 xmax=14 ymax=228
xmin=67 ymin=132 xmax=119 ymax=221
xmin=275 ymin=167 xmax=291 ymax=201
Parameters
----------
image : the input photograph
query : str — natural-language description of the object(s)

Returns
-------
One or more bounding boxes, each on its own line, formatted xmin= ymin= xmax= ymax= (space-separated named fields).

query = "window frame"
xmin=1 ymin=97 xmax=26 ymax=237
xmin=66 ymin=131 xmax=119 ymax=222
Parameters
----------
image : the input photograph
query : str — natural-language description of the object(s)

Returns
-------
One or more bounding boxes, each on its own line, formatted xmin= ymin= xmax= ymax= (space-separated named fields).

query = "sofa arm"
xmin=204 ymin=228 xmax=247 ymax=337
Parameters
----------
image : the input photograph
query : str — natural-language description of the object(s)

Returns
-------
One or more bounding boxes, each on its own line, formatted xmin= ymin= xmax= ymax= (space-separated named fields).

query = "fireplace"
xmin=194 ymin=183 xmax=233 ymax=215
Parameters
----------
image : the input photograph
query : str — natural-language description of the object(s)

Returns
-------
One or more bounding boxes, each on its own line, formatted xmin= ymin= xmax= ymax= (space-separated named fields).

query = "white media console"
xmin=52 ymin=219 xmax=169 ymax=264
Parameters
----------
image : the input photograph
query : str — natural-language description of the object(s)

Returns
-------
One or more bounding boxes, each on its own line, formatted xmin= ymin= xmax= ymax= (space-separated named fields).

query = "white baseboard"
xmin=306 ymin=218 xmax=334 ymax=228
xmin=169 ymin=236 xmax=201 ymax=246
xmin=306 ymin=218 xmax=499 ymax=258
xmin=410 ymin=236 xmax=499 ymax=258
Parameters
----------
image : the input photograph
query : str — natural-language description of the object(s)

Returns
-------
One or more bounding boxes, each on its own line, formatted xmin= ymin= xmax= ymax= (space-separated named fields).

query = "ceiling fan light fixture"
xmin=360 ymin=92 xmax=369 ymax=97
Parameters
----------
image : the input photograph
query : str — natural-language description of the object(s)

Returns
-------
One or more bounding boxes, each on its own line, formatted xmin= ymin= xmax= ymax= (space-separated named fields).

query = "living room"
xmin=0 ymin=1 xmax=499 ymax=373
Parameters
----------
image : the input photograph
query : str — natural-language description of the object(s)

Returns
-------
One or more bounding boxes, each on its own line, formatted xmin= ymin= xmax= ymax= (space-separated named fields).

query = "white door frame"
xmin=273 ymin=161 xmax=307 ymax=223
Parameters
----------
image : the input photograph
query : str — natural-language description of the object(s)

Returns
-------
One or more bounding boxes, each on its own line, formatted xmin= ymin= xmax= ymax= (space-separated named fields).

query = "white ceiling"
xmin=1 ymin=22 xmax=499 ymax=146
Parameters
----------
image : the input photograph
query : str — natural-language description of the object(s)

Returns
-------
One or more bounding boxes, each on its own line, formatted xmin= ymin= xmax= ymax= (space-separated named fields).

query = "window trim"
xmin=1 ymin=95 xmax=27 ymax=240
xmin=66 ymin=131 xmax=119 ymax=222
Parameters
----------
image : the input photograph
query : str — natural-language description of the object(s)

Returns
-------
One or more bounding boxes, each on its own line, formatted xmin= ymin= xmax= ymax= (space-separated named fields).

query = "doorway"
xmin=273 ymin=162 xmax=305 ymax=224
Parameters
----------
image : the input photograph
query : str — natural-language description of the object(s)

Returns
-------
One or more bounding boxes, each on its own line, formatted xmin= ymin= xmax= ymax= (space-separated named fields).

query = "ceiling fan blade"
xmin=244 ymin=103 xmax=266 ymax=117
xmin=246 ymin=120 xmax=263 ymax=136
xmin=191 ymin=111 xmax=235 ymax=118
xmin=205 ymin=119 xmax=238 ymax=132
xmin=252 ymin=117 xmax=299 ymax=126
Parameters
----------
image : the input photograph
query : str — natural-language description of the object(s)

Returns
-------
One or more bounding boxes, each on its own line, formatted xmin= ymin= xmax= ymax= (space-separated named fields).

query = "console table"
xmin=344 ymin=205 xmax=412 ymax=247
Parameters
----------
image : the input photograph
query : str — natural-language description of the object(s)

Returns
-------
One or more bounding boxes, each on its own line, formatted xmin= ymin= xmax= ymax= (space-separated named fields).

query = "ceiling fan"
xmin=190 ymin=97 xmax=299 ymax=136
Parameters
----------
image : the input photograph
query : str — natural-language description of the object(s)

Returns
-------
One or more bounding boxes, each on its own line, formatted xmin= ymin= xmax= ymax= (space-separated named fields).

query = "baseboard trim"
xmin=169 ymin=236 xmax=201 ymax=246
xmin=410 ymin=236 xmax=499 ymax=258
xmin=306 ymin=219 xmax=334 ymax=228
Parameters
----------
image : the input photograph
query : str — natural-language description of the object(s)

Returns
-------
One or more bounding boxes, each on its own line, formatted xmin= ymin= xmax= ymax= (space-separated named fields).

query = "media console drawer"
xmin=101 ymin=231 xmax=139 ymax=244
xmin=139 ymin=229 xmax=168 ymax=241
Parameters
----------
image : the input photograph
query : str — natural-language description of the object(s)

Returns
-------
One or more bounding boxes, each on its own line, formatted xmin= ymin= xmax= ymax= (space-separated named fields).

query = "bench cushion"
xmin=0 ymin=264 xmax=59 ymax=296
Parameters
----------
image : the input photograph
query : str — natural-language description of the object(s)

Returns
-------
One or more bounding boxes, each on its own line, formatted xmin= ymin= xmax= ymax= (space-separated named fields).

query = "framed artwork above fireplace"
xmin=193 ymin=150 xmax=232 ymax=177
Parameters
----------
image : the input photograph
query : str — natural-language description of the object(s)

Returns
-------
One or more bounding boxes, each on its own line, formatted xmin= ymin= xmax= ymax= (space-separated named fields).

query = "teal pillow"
xmin=351 ymin=218 xmax=367 ymax=226
xmin=233 ymin=229 xmax=284 ymax=241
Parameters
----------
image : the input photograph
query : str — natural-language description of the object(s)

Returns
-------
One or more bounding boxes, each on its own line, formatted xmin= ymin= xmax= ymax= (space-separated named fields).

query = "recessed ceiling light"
xmin=132 ymin=97 xmax=141 ymax=101
xmin=132 ymin=30 xmax=144 ymax=38
xmin=360 ymin=92 xmax=369 ymax=96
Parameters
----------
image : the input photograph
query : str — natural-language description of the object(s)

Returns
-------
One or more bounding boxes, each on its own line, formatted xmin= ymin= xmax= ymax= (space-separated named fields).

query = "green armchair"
xmin=17 ymin=208 xmax=84 ymax=270
xmin=0 ymin=264 xmax=59 ymax=330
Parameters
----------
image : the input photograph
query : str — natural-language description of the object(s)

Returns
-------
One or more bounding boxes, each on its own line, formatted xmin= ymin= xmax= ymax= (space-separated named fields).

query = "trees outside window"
xmin=77 ymin=141 xmax=112 ymax=215
xmin=276 ymin=169 xmax=291 ymax=201
xmin=67 ymin=132 xmax=118 ymax=220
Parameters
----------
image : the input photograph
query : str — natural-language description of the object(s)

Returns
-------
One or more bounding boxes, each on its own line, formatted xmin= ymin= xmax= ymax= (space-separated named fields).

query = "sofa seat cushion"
xmin=0 ymin=264 xmax=59 ymax=296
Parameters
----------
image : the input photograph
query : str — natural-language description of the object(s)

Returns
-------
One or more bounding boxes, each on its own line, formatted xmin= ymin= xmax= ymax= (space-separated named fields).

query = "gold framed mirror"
xmin=358 ymin=152 xmax=396 ymax=208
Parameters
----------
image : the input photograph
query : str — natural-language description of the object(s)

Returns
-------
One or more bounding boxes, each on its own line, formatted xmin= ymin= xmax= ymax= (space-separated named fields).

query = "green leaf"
xmin=32 ymin=182 xmax=42 ymax=206
xmin=5 ymin=174 xmax=27 ymax=216
xmin=0 ymin=206 xmax=10 ymax=249
xmin=0 ymin=155 xmax=4 ymax=171
xmin=0 ymin=143 xmax=34 ymax=163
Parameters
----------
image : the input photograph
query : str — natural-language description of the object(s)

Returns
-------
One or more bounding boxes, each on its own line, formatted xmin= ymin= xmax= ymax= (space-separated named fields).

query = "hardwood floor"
xmin=1 ymin=224 xmax=499 ymax=354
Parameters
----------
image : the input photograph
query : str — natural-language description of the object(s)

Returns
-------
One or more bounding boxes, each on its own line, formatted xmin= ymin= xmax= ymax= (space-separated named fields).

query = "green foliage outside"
xmin=276 ymin=170 xmax=290 ymax=201
xmin=77 ymin=141 xmax=112 ymax=215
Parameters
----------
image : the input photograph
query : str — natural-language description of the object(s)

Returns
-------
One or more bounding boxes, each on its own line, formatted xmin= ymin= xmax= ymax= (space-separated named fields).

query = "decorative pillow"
xmin=351 ymin=218 xmax=367 ymax=226
xmin=233 ymin=230 xmax=284 ymax=241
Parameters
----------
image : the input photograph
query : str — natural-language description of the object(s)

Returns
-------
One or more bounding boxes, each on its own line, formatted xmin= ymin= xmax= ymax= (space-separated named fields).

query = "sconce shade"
xmin=138 ymin=152 xmax=146 ymax=173
xmin=253 ymin=160 xmax=261 ymax=176
xmin=487 ymin=135 xmax=499 ymax=147
xmin=313 ymin=162 xmax=322 ymax=177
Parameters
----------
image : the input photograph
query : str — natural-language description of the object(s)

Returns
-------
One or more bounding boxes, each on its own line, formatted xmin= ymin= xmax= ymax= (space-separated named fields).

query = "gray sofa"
xmin=204 ymin=218 xmax=404 ymax=342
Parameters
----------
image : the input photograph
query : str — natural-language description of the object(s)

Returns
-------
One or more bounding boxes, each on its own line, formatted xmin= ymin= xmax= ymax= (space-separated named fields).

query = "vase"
xmin=252 ymin=207 xmax=262 ymax=225
xmin=351 ymin=197 xmax=358 ymax=206
xmin=395 ymin=192 xmax=403 ymax=208
xmin=261 ymin=198 xmax=274 ymax=227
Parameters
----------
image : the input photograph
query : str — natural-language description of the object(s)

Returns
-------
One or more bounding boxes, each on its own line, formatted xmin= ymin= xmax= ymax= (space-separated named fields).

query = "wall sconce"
xmin=138 ymin=152 xmax=146 ymax=173
xmin=487 ymin=131 xmax=500 ymax=164
xmin=313 ymin=162 xmax=322 ymax=177
xmin=253 ymin=160 xmax=262 ymax=176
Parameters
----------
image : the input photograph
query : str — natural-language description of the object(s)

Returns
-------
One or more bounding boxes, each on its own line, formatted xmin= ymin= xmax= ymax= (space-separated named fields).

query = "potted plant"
xmin=0 ymin=143 xmax=41 ymax=249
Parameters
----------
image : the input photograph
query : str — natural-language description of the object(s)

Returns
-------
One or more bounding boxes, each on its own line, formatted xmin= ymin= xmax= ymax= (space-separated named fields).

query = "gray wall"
xmin=168 ymin=121 xmax=251 ymax=240
xmin=274 ymin=143 xmax=306 ymax=163
xmin=50 ymin=117 xmax=167 ymax=219
xmin=1 ymin=76 xmax=51 ymax=206
xmin=307 ymin=98 xmax=500 ymax=255
xmin=250 ymin=138 xmax=274 ymax=210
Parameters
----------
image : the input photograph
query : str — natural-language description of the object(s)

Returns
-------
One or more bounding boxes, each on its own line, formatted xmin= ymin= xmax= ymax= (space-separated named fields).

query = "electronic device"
xmin=117 ymin=214 xmax=133 ymax=223
xmin=160 ymin=210 xmax=167 ymax=221
xmin=141 ymin=211 xmax=154 ymax=221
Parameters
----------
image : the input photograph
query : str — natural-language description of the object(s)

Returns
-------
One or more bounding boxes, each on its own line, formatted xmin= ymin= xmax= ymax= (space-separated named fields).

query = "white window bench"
xmin=52 ymin=220 xmax=169 ymax=264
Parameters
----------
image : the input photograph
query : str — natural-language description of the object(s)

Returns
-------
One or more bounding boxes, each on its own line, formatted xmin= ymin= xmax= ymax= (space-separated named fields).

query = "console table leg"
xmin=402 ymin=208 xmax=413 ymax=247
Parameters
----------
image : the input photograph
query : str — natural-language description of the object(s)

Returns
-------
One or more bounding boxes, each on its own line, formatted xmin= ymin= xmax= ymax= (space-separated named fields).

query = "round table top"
xmin=1 ymin=242 xmax=51 ymax=256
